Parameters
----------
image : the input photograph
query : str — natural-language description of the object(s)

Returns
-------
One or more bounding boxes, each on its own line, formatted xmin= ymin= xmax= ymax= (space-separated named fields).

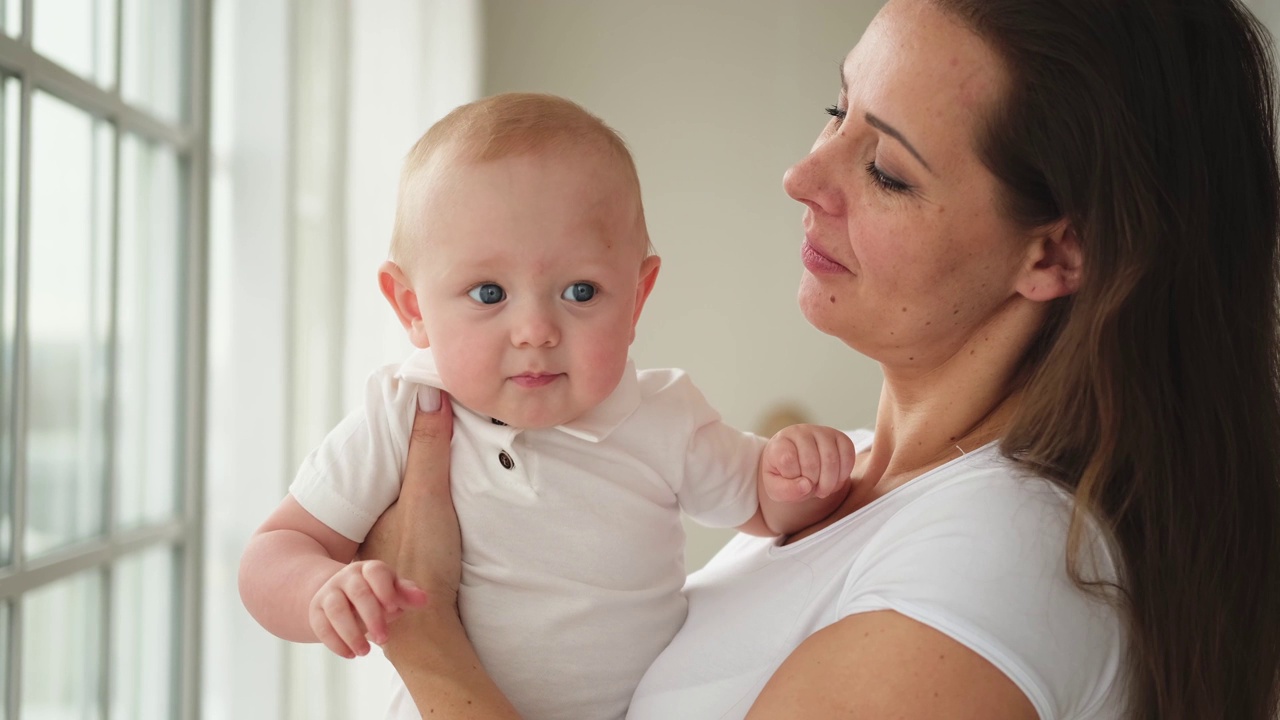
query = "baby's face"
xmin=408 ymin=150 xmax=653 ymax=428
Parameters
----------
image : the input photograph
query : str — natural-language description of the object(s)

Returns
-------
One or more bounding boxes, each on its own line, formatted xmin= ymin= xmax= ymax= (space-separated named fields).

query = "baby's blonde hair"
xmin=390 ymin=93 xmax=649 ymax=267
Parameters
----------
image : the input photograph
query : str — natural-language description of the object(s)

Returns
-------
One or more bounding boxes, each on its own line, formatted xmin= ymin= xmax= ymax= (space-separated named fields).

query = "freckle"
xmin=925 ymin=321 xmax=931 ymax=326
xmin=953 ymin=309 xmax=959 ymax=315
xmin=901 ymin=306 xmax=907 ymax=312
xmin=908 ymin=356 xmax=914 ymax=360
xmin=970 ymin=349 xmax=975 ymax=355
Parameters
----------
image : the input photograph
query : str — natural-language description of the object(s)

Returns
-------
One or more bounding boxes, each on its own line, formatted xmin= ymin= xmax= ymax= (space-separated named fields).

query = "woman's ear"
xmin=1015 ymin=220 xmax=1083 ymax=302
xmin=378 ymin=261 xmax=430 ymax=348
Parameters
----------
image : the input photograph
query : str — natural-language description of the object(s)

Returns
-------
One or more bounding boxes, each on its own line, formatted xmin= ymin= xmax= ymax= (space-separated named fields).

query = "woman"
xmin=362 ymin=0 xmax=1280 ymax=717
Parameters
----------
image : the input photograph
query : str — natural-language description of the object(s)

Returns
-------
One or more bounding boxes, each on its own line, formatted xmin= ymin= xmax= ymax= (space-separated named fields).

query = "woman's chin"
xmin=797 ymin=280 xmax=842 ymax=334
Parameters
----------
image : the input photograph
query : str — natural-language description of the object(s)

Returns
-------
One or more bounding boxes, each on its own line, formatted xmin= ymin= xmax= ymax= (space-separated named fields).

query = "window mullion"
xmin=179 ymin=0 xmax=212 ymax=717
xmin=98 ymin=101 xmax=121 ymax=720
xmin=5 ymin=59 xmax=28 ymax=720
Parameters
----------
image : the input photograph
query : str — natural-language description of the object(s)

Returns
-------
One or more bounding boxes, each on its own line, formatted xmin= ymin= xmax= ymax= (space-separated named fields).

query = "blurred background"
xmin=0 ymin=0 xmax=1278 ymax=718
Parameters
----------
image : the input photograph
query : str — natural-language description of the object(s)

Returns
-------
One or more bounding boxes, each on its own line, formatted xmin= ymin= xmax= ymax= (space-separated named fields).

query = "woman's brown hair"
xmin=933 ymin=0 xmax=1280 ymax=717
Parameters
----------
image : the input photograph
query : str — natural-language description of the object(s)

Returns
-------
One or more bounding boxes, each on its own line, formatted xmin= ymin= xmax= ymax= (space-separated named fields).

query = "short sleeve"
xmin=669 ymin=376 xmax=766 ymax=528
xmin=839 ymin=471 xmax=1126 ymax=720
xmin=288 ymin=366 xmax=418 ymax=542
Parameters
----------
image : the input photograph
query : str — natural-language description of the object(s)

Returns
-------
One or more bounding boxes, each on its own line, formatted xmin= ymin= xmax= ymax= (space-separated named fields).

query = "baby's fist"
xmin=761 ymin=424 xmax=857 ymax=503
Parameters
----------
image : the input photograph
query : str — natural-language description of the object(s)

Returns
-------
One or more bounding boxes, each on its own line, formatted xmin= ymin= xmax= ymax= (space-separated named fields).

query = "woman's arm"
xmin=359 ymin=392 xmax=521 ymax=718
xmin=746 ymin=611 xmax=1038 ymax=719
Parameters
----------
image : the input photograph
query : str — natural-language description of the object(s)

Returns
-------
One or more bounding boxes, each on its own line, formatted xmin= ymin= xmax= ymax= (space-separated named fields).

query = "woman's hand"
xmin=358 ymin=387 xmax=521 ymax=718
xmin=359 ymin=387 xmax=459 ymax=620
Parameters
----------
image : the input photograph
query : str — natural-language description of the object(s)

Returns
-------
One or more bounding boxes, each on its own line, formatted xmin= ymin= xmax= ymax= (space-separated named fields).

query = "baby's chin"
xmin=455 ymin=396 xmax=584 ymax=430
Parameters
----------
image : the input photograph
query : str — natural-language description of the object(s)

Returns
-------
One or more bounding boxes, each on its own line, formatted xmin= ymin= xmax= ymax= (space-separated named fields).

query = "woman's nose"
xmin=783 ymin=138 xmax=846 ymax=217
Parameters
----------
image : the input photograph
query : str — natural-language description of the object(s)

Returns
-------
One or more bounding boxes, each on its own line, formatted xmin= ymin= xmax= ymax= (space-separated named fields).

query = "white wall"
xmin=482 ymin=0 xmax=887 ymax=566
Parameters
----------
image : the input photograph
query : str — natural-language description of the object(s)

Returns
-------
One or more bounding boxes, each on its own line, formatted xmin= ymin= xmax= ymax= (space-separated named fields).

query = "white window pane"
xmin=116 ymin=135 xmax=181 ymax=529
xmin=32 ymin=0 xmax=117 ymax=87
xmin=112 ymin=546 xmax=175 ymax=720
xmin=122 ymin=0 xmax=186 ymax=122
xmin=0 ymin=75 xmax=19 ymax=567
xmin=1 ymin=0 xmax=20 ymax=39
xmin=26 ymin=92 xmax=111 ymax=558
xmin=22 ymin=572 xmax=103 ymax=720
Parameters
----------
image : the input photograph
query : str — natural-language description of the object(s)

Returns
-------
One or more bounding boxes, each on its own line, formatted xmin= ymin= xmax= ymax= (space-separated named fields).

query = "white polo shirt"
xmin=290 ymin=348 xmax=766 ymax=720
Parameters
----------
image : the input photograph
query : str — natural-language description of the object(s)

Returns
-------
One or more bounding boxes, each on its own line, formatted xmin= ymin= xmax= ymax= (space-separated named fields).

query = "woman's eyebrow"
xmin=865 ymin=112 xmax=934 ymax=173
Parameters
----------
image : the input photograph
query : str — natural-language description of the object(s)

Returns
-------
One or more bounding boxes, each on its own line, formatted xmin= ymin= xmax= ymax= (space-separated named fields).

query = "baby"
xmin=239 ymin=93 xmax=856 ymax=720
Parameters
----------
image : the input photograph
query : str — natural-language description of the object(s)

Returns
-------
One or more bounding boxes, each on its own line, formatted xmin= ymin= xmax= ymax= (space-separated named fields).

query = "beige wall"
xmin=482 ymin=1 xmax=887 ymax=567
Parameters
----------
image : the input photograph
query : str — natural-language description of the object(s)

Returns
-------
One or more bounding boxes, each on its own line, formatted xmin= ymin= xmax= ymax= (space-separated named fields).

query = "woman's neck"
xmin=851 ymin=303 xmax=1041 ymax=509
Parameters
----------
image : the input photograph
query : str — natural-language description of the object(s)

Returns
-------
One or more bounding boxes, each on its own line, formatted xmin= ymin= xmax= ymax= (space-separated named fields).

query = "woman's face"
xmin=784 ymin=0 xmax=1032 ymax=371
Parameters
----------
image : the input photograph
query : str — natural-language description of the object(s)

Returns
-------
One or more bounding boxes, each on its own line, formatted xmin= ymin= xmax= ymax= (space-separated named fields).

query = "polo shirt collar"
xmin=394 ymin=348 xmax=641 ymax=443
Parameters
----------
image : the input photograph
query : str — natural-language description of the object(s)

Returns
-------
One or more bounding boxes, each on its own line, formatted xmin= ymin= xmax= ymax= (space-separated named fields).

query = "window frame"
xmin=0 ymin=0 xmax=211 ymax=717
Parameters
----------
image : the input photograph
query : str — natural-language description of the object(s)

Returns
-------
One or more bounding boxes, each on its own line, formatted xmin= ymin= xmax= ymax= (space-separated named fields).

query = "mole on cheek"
xmin=829 ymin=295 xmax=836 ymax=303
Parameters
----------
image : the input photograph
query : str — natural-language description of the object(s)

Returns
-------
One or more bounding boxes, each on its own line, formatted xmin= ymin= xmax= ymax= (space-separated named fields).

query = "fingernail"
xmin=417 ymin=387 xmax=441 ymax=412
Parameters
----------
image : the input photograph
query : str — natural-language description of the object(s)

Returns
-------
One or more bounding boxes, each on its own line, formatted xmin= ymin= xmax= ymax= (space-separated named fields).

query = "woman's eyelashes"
xmin=865 ymin=161 xmax=911 ymax=193
xmin=468 ymin=283 xmax=506 ymax=305
xmin=824 ymin=105 xmax=912 ymax=194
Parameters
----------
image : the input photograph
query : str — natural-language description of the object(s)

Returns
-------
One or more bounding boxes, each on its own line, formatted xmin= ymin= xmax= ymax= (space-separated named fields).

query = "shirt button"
xmin=498 ymin=451 xmax=514 ymax=470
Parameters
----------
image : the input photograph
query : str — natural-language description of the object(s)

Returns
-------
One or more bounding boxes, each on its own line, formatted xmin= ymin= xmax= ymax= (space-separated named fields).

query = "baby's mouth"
xmin=510 ymin=372 xmax=562 ymax=388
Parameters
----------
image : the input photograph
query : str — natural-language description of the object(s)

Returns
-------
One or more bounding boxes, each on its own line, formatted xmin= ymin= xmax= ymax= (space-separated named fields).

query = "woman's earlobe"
xmin=1017 ymin=222 xmax=1083 ymax=301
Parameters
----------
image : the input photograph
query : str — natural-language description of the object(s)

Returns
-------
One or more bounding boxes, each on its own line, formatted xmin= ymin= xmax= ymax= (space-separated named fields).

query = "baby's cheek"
xmin=433 ymin=351 xmax=494 ymax=407
xmin=576 ymin=340 xmax=630 ymax=403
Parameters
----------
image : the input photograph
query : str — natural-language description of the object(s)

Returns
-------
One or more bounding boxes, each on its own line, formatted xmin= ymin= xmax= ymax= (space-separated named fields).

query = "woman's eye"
xmin=865 ymin=161 xmax=911 ymax=193
xmin=825 ymin=105 xmax=847 ymax=125
xmin=468 ymin=283 xmax=506 ymax=304
xmin=561 ymin=282 xmax=597 ymax=303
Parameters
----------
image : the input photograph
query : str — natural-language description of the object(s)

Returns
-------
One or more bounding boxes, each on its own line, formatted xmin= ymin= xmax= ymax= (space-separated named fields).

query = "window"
xmin=0 ymin=1 xmax=210 ymax=718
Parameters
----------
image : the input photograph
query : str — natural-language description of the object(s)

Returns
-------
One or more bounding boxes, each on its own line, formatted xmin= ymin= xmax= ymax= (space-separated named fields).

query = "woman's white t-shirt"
xmin=628 ymin=434 xmax=1130 ymax=720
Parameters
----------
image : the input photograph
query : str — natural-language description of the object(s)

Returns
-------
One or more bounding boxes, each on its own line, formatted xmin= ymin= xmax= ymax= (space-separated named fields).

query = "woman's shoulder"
xmin=837 ymin=442 xmax=1129 ymax=719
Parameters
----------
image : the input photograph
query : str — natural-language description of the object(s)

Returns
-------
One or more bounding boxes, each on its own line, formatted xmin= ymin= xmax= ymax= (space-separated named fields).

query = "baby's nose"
xmin=511 ymin=309 xmax=560 ymax=348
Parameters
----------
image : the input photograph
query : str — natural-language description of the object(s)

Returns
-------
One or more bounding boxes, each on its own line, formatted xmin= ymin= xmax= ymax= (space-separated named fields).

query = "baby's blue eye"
xmin=468 ymin=283 xmax=506 ymax=304
xmin=561 ymin=282 xmax=596 ymax=303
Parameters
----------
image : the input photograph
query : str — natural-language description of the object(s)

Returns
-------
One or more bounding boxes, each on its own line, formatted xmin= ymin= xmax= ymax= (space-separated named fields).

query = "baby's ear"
xmin=1015 ymin=219 xmax=1082 ymax=302
xmin=378 ymin=261 xmax=430 ymax=348
xmin=629 ymin=255 xmax=662 ymax=343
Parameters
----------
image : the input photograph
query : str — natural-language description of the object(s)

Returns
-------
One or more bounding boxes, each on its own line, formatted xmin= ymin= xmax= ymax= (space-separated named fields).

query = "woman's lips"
xmin=801 ymin=240 xmax=849 ymax=274
xmin=510 ymin=373 xmax=562 ymax=388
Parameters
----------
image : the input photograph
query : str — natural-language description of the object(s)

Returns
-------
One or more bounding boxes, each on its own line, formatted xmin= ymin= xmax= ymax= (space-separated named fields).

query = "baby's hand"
xmin=308 ymin=560 xmax=427 ymax=659
xmin=761 ymin=424 xmax=857 ymax=503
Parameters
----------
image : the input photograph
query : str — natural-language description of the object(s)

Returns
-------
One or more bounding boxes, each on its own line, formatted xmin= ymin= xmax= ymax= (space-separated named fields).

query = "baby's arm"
xmin=747 ymin=424 xmax=858 ymax=536
xmin=238 ymin=495 xmax=426 ymax=658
